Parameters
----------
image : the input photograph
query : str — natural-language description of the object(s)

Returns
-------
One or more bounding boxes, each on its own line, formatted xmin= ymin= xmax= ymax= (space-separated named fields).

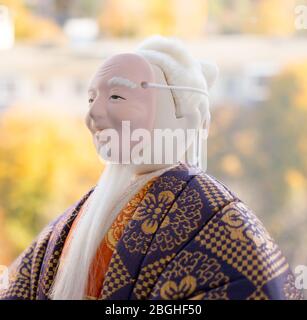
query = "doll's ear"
xmin=199 ymin=60 xmax=218 ymax=89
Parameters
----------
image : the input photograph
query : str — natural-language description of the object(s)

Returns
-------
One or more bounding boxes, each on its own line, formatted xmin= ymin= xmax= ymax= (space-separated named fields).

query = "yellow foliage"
xmin=287 ymin=62 xmax=307 ymax=111
xmin=99 ymin=0 xmax=207 ymax=38
xmin=247 ymin=0 xmax=296 ymax=36
xmin=0 ymin=208 xmax=13 ymax=265
xmin=285 ymin=169 xmax=306 ymax=190
xmin=234 ymin=130 xmax=258 ymax=156
xmin=297 ymin=136 xmax=307 ymax=167
xmin=99 ymin=0 xmax=146 ymax=37
xmin=0 ymin=106 xmax=103 ymax=258
xmin=220 ymin=154 xmax=243 ymax=177
xmin=1 ymin=0 xmax=63 ymax=41
xmin=172 ymin=0 xmax=207 ymax=38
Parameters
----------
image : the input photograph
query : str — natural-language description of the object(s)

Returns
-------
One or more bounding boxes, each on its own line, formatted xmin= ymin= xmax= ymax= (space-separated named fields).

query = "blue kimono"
xmin=0 ymin=163 xmax=303 ymax=300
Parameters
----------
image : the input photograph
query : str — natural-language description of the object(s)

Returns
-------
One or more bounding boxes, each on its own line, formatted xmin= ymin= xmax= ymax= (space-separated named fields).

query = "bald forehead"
xmin=90 ymin=53 xmax=154 ymax=90
xmin=103 ymin=53 xmax=152 ymax=75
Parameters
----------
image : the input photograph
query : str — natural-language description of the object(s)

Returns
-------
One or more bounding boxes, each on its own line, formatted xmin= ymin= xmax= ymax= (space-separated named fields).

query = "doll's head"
xmin=86 ymin=35 xmax=218 ymax=170
xmin=86 ymin=53 xmax=156 ymax=164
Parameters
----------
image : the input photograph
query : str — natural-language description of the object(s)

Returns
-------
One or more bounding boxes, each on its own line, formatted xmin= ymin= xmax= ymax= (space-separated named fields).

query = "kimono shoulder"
xmin=100 ymin=167 xmax=303 ymax=300
xmin=148 ymin=172 xmax=304 ymax=300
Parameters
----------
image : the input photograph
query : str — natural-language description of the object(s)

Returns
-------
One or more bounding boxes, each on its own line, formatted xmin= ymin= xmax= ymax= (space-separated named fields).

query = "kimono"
xmin=0 ymin=163 xmax=303 ymax=300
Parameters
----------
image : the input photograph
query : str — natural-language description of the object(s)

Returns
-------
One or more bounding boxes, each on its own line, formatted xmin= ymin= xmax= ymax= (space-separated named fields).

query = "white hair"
xmin=50 ymin=163 xmax=136 ymax=300
xmin=135 ymin=35 xmax=218 ymax=170
xmin=135 ymin=35 xmax=217 ymax=119
xmin=50 ymin=162 xmax=172 ymax=299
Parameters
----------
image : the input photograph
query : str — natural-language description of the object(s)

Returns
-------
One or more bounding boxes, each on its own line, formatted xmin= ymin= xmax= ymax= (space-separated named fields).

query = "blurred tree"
xmin=98 ymin=0 xmax=145 ymax=37
xmin=0 ymin=107 xmax=102 ymax=259
xmin=209 ymin=62 xmax=307 ymax=216
xmin=208 ymin=0 xmax=306 ymax=36
xmin=208 ymin=61 xmax=307 ymax=267
xmin=98 ymin=0 xmax=207 ymax=38
xmin=173 ymin=0 xmax=207 ymax=38
xmin=0 ymin=207 xmax=13 ymax=265
xmin=246 ymin=0 xmax=296 ymax=36
xmin=254 ymin=62 xmax=307 ymax=213
xmin=208 ymin=0 xmax=252 ymax=34
xmin=253 ymin=62 xmax=307 ymax=267
xmin=142 ymin=0 xmax=176 ymax=36
xmin=2 ymin=0 xmax=63 ymax=41
xmin=53 ymin=0 xmax=72 ymax=25
xmin=71 ymin=0 xmax=101 ymax=17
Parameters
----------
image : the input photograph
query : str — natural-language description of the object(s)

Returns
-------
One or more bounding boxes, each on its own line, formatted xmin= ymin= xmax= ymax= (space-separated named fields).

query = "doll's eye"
xmin=109 ymin=95 xmax=126 ymax=101
xmin=89 ymin=98 xmax=94 ymax=104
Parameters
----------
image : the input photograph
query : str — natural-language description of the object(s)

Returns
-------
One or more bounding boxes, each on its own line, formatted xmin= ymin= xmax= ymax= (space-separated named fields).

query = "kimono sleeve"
xmin=0 ymin=221 xmax=54 ymax=300
xmin=149 ymin=200 xmax=304 ymax=300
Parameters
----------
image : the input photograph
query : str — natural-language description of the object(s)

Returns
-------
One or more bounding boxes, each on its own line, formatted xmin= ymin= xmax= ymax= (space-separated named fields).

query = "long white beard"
xmin=50 ymin=163 xmax=136 ymax=300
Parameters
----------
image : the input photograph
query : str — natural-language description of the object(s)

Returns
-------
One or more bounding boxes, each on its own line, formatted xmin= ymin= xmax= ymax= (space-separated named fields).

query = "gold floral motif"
xmin=155 ymin=176 xmax=186 ymax=194
xmin=105 ymin=179 xmax=156 ymax=250
xmin=160 ymin=275 xmax=197 ymax=299
xmin=150 ymin=250 xmax=229 ymax=299
xmin=133 ymin=191 xmax=175 ymax=234
xmin=220 ymin=203 xmax=275 ymax=250
xmin=195 ymin=200 xmax=290 ymax=290
xmin=148 ymin=187 xmax=203 ymax=254
xmin=123 ymin=175 xmax=187 ymax=254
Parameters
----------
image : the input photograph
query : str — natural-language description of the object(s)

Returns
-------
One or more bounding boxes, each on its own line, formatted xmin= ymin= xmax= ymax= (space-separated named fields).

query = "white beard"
xmin=50 ymin=125 xmax=180 ymax=300
xmin=50 ymin=163 xmax=136 ymax=300
xmin=50 ymin=158 xmax=174 ymax=300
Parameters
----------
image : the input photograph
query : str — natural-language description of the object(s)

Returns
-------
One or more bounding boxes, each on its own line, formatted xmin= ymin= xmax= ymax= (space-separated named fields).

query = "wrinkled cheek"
xmin=102 ymin=100 xmax=155 ymax=163
xmin=107 ymin=108 xmax=128 ymax=131
xmin=109 ymin=107 xmax=151 ymax=133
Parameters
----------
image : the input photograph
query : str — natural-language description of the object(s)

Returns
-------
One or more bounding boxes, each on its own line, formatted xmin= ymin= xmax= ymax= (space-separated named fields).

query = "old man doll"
xmin=0 ymin=36 xmax=303 ymax=300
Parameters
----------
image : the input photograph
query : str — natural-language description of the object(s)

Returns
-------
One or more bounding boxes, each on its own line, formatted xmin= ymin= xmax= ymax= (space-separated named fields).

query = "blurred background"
xmin=0 ymin=0 xmax=307 ymax=296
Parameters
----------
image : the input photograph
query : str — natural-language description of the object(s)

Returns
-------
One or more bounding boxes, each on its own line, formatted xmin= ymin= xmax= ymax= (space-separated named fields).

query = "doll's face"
xmin=86 ymin=53 xmax=156 ymax=163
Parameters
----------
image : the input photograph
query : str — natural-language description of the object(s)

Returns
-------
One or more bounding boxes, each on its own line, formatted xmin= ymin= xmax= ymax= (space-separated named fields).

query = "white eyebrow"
xmin=107 ymin=76 xmax=138 ymax=89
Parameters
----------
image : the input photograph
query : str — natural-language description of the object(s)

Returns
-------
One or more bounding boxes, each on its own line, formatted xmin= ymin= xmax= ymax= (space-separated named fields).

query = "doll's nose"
xmin=89 ymin=118 xmax=104 ymax=133
xmin=86 ymin=113 xmax=104 ymax=133
xmin=88 ymin=100 xmax=108 ymax=131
